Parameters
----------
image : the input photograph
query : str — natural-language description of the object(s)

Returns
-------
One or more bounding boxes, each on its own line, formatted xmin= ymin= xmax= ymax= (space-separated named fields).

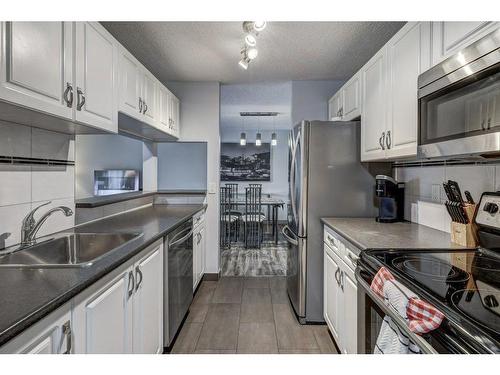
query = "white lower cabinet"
xmin=132 ymin=245 xmax=163 ymax=354
xmin=0 ymin=303 xmax=72 ymax=354
xmin=323 ymin=228 xmax=358 ymax=354
xmin=72 ymin=241 xmax=163 ymax=354
xmin=193 ymin=212 xmax=206 ymax=290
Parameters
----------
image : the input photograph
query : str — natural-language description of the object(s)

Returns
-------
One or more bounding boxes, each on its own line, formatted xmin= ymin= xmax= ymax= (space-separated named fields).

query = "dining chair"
xmin=220 ymin=186 xmax=238 ymax=248
xmin=241 ymin=186 xmax=266 ymax=248
xmin=225 ymin=183 xmax=241 ymax=241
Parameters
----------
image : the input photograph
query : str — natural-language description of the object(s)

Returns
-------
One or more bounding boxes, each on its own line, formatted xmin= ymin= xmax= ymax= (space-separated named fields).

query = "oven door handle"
xmin=355 ymin=268 xmax=439 ymax=354
xmin=169 ymin=227 xmax=194 ymax=247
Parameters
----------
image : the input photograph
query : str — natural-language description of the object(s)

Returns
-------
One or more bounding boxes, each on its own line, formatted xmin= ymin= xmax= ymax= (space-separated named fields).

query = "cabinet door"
xmin=431 ymin=22 xmax=499 ymax=65
xmin=386 ymin=22 xmax=431 ymax=159
xmin=158 ymin=85 xmax=173 ymax=134
xmin=142 ymin=71 xmax=158 ymax=126
xmin=0 ymin=22 xmax=73 ymax=120
xmin=75 ymin=270 xmax=133 ymax=354
xmin=118 ymin=48 xmax=142 ymax=120
xmin=361 ymin=49 xmax=387 ymax=161
xmin=75 ymin=22 xmax=117 ymax=132
xmin=133 ymin=244 xmax=163 ymax=354
xmin=0 ymin=304 xmax=72 ymax=354
xmin=323 ymin=248 xmax=342 ymax=343
xmin=341 ymin=270 xmax=358 ymax=354
xmin=342 ymin=74 xmax=361 ymax=121
xmin=328 ymin=93 xmax=342 ymax=120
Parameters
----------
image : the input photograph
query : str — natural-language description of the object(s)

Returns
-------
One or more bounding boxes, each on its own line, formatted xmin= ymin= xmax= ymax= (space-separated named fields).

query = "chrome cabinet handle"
xmin=127 ymin=270 xmax=135 ymax=298
xmin=139 ymin=97 xmax=143 ymax=113
xmin=340 ymin=270 xmax=344 ymax=291
xmin=63 ymin=83 xmax=73 ymax=108
xmin=169 ymin=228 xmax=194 ymax=247
xmin=143 ymin=101 xmax=148 ymax=114
xmin=62 ymin=320 xmax=72 ymax=354
xmin=135 ymin=266 xmax=143 ymax=291
xmin=386 ymin=130 xmax=391 ymax=149
xmin=347 ymin=252 xmax=358 ymax=266
xmin=334 ymin=266 xmax=340 ymax=286
xmin=379 ymin=132 xmax=386 ymax=150
xmin=76 ymin=87 xmax=85 ymax=111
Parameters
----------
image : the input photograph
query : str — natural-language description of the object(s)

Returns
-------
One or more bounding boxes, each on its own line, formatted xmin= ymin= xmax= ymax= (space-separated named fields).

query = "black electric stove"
xmin=357 ymin=192 xmax=500 ymax=354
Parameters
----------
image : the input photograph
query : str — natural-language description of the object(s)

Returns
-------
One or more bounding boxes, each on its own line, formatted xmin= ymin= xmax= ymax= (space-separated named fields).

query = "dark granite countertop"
xmin=0 ymin=204 xmax=205 ymax=347
xmin=321 ymin=217 xmax=471 ymax=253
xmin=75 ymin=190 xmax=207 ymax=208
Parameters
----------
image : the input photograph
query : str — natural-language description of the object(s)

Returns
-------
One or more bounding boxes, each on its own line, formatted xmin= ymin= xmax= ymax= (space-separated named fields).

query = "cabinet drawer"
xmin=323 ymin=227 xmax=343 ymax=258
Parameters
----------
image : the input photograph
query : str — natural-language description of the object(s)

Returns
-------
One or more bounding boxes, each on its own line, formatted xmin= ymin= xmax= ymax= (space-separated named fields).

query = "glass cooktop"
xmin=367 ymin=248 xmax=500 ymax=339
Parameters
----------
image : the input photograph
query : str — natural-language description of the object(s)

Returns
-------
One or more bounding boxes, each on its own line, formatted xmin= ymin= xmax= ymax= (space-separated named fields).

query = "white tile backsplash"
xmin=0 ymin=165 xmax=31 ymax=206
xmin=397 ymin=162 xmax=498 ymax=232
xmin=0 ymin=122 xmax=75 ymax=249
xmin=31 ymin=165 xmax=75 ymax=202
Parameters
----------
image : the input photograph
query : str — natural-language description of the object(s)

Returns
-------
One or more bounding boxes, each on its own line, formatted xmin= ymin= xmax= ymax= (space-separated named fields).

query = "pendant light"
xmin=240 ymin=132 xmax=246 ymax=146
xmin=256 ymin=132 xmax=262 ymax=146
xmin=271 ymin=116 xmax=277 ymax=146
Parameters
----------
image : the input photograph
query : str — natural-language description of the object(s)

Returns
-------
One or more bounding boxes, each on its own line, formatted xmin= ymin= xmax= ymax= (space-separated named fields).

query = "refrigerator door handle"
xmin=289 ymin=130 xmax=300 ymax=226
xmin=282 ymin=225 xmax=299 ymax=246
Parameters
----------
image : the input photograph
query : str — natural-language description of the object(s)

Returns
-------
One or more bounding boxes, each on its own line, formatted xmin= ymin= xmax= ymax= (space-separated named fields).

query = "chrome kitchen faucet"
xmin=20 ymin=201 xmax=73 ymax=247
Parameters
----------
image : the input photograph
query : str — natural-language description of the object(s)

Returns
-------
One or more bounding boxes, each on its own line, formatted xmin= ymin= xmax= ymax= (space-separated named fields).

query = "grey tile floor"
xmin=171 ymin=277 xmax=339 ymax=354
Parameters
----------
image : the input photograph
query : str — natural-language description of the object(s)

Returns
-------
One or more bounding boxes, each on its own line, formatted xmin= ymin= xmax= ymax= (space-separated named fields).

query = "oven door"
xmin=355 ymin=266 xmax=440 ymax=354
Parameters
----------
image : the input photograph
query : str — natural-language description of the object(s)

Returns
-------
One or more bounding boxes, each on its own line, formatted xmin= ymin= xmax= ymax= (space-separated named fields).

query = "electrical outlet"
xmin=431 ymin=184 xmax=441 ymax=202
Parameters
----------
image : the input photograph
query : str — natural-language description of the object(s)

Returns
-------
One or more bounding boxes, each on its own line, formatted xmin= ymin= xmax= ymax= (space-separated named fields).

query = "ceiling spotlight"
xmin=247 ymin=47 xmax=258 ymax=60
xmin=271 ymin=132 xmax=277 ymax=146
xmin=238 ymin=57 xmax=250 ymax=70
xmin=253 ymin=21 xmax=267 ymax=32
xmin=245 ymin=34 xmax=257 ymax=47
xmin=256 ymin=133 xmax=262 ymax=146
xmin=240 ymin=132 xmax=247 ymax=146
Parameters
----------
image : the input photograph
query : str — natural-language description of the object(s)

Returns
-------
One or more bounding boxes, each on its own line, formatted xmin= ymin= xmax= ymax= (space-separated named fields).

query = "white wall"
xmin=167 ymin=81 xmax=221 ymax=274
xmin=75 ymin=134 xmax=144 ymax=199
xmin=0 ymin=121 xmax=75 ymax=249
xmin=291 ymin=80 xmax=345 ymax=124
xmin=157 ymin=142 xmax=207 ymax=190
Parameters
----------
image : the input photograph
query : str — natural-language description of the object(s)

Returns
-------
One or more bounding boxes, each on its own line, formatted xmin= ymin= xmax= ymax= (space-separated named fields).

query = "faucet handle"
xmin=22 ymin=201 xmax=52 ymax=228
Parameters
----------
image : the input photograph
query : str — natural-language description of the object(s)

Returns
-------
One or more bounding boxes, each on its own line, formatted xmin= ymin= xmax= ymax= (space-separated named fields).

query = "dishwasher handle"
xmin=355 ymin=267 xmax=438 ymax=354
xmin=169 ymin=228 xmax=194 ymax=247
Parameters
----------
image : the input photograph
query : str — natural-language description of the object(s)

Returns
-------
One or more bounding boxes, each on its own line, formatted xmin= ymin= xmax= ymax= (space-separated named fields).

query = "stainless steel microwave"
xmin=418 ymin=28 xmax=500 ymax=159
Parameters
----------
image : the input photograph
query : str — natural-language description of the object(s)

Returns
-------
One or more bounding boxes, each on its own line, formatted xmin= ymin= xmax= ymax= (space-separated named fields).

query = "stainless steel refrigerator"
xmin=283 ymin=120 xmax=377 ymax=323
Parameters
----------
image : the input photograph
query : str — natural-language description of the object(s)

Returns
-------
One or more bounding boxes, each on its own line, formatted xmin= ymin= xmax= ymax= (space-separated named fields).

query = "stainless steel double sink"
xmin=0 ymin=232 xmax=142 ymax=268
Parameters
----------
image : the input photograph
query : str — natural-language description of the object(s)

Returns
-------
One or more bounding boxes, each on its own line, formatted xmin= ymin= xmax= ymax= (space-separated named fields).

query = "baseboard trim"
xmin=202 ymin=273 xmax=220 ymax=281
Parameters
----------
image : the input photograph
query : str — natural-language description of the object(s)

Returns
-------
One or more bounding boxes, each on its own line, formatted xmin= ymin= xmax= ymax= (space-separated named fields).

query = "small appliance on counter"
xmin=94 ymin=170 xmax=140 ymax=196
xmin=375 ymin=175 xmax=404 ymax=223
xmin=357 ymin=191 xmax=500 ymax=354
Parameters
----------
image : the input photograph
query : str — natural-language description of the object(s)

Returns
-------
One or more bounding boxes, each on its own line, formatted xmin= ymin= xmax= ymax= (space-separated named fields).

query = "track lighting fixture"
xmin=247 ymin=47 xmax=258 ymax=60
xmin=238 ymin=21 xmax=266 ymax=69
xmin=245 ymin=34 xmax=257 ymax=47
xmin=238 ymin=57 xmax=250 ymax=70
xmin=253 ymin=21 xmax=267 ymax=32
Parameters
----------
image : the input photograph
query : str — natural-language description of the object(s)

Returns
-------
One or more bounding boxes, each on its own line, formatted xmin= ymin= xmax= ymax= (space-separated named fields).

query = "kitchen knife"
xmin=445 ymin=202 xmax=456 ymax=222
xmin=443 ymin=183 xmax=455 ymax=201
xmin=465 ymin=190 xmax=475 ymax=204
xmin=456 ymin=201 xmax=469 ymax=224
xmin=448 ymin=180 xmax=464 ymax=203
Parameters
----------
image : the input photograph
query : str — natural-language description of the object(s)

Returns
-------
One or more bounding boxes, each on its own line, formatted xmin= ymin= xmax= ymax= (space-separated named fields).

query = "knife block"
xmin=450 ymin=203 xmax=479 ymax=247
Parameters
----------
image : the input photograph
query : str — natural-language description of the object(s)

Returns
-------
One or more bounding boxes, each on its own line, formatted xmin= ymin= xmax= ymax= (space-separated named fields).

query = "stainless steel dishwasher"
xmin=164 ymin=219 xmax=194 ymax=348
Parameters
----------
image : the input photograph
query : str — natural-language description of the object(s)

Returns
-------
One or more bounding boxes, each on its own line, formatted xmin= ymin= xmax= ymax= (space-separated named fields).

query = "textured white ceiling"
xmin=101 ymin=21 xmax=404 ymax=84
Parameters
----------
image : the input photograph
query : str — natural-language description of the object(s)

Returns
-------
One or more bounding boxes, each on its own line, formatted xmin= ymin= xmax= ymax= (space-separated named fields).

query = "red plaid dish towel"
xmin=370 ymin=267 xmax=445 ymax=354
xmin=371 ymin=266 xmax=445 ymax=334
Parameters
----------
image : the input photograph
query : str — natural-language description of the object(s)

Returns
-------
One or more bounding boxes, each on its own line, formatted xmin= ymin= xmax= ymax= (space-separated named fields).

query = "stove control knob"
xmin=483 ymin=202 xmax=499 ymax=214
xmin=484 ymin=294 xmax=499 ymax=308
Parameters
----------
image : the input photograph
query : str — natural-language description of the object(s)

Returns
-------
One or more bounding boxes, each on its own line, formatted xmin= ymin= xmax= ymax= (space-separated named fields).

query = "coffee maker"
xmin=375 ymin=175 xmax=405 ymax=223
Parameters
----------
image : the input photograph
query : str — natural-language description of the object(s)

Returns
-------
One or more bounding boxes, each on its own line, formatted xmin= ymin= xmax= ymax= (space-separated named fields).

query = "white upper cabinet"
xmin=141 ymin=70 xmax=158 ymax=126
xmin=386 ymin=22 xmax=431 ymax=159
xmin=342 ymin=74 xmax=361 ymax=121
xmin=0 ymin=22 xmax=74 ymax=120
xmin=328 ymin=92 xmax=342 ymax=120
xmin=118 ymin=47 xmax=143 ymax=120
xmin=74 ymin=22 xmax=117 ymax=132
xmin=361 ymin=48 xmax=387 ymax=161
xmin=431 ymin=22 xmax=499 ymax=65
